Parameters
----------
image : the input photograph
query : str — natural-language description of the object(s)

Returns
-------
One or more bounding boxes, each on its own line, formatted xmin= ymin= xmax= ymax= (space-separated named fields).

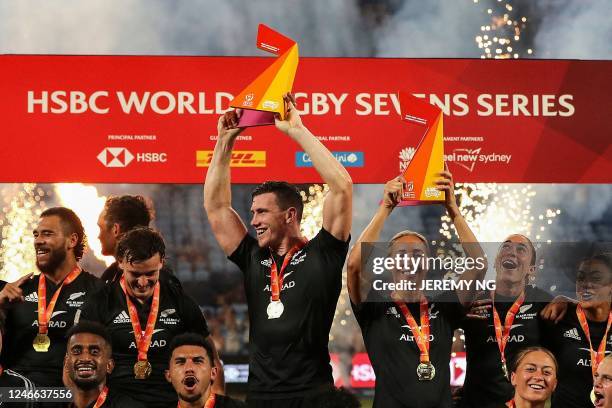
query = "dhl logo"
xmin=196 ymin=151 xmax=266 ymax=167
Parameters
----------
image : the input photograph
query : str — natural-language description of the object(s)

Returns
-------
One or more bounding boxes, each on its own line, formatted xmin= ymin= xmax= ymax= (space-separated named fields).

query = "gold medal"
xmin=416 ymin=362 xmax=435 ymax=381
xmin=133 ymin=360 xmax=152 ymax=379
xmin=32 ymin=333 xmax=51 ymax=352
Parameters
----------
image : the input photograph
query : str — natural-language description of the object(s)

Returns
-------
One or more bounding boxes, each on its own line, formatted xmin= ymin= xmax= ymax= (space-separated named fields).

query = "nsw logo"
xmin=296 ymin=152 xmax=364 ymax=168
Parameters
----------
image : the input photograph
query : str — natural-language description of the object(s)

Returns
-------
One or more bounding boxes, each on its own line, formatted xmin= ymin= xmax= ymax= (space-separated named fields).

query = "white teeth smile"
xmin=529 ymin=384 xmax=544 ymax=390
xmin=502 ymin=259 xmax=517 ymax=269
xmin=256 ymin=228 xmax=266 ymax=236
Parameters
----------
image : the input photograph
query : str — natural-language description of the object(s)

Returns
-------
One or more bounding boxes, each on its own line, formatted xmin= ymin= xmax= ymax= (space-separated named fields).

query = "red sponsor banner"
xmin=1 ymin=56 xmax=610 ymax=183
xmin=331 ymin=352 xmax=467 ymax=388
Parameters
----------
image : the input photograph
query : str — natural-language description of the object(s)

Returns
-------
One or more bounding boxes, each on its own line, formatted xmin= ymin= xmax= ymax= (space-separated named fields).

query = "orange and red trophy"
xmin=397 ymin=92 xmax=445 ymax=206
xmin=230 ymin=24 xmax=299 ymax=127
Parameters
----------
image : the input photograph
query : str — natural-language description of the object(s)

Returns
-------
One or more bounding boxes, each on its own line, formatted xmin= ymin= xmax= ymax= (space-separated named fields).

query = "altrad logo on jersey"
xmin=128 ymin=329 xmax=166 ymax=349
xmin=31 ymin=310 xmax=67 ymax=328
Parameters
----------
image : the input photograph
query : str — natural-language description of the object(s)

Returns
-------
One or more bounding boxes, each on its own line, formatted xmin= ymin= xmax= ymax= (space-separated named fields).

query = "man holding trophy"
xmin=204 ymin=93 xmax=352 ymax=408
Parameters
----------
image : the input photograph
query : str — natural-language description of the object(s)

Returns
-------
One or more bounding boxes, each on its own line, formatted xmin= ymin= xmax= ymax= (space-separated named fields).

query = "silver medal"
xmin=267 ymin=300 xmax=284 ymax=319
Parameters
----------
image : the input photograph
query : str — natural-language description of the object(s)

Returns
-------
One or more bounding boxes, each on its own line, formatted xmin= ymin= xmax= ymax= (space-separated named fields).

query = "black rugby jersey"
xmin=79 ymin=279 xmax=209 ymax=408
xmin=353 ymin=292 xmax=464 ymax=408
xmin=460 ymin=285 xmax=552 ymax=408
xmin=1 ymin=271 xmax=103 ymax=387
xmin=228 ymin=228 xmax=349 ymax=399
xmin=543 ymin=303 xmax=612 ymax=408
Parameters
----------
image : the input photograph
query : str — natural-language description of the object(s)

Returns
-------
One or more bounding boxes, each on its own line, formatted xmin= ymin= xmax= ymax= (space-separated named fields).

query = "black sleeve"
xmin=79 ymin=286 xmax=108 ymax=323
xmin=528 ymin=285 xmax=554 ymax=303
xmin=351 ymin=299 xmax=381 ymax=330
xmin=311 ymin=227 xmax=350 ymax=257
xmin=227 ymin=233 xmax=258 ymax=275
xmin=180 ymin=293 xmax=210 ymax=338
xmin=435 ymin=291 xmax=466 ymax=329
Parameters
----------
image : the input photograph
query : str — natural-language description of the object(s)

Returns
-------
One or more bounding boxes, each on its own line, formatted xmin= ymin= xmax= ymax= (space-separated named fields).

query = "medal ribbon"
xmin=576 ymin=304 xmax=612 ymax=377
xmin=176 ymin=393 xmax=215 ymax=408
xmin=492 ymin=291 xmax=525 ymax=370
xmin=269 ymin=239 xmax=307 ymax=302
xmin=37 ymin=266 xmax=81 ymax=335
xmin=395 ymin=297 xmax=431 ymax=363
xmin=93 ymin=386 xmax=108 ymax=408
xmin=120 ymin=276 xmax=161 ymax=362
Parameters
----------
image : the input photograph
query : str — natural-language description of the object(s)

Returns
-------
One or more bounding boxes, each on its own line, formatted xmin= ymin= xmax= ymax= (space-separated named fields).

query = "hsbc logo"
xmin=98 ymin=147 xmax=167 ymax=167
xmin=98 ymin=147 xmax=134 ymax=167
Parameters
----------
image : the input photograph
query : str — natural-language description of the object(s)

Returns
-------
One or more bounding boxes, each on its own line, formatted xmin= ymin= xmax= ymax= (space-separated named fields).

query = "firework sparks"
xmin=474 ymin=0 xmax=532 ymax=59
xmin=300 ymin=184 xmax=327 ymax=240
xmin=440 ymin=183 xmax=561 ymax=243
xmin=0 ymin=184 xmax=46 ymax=282
xmin=54 ymin=183 xmax=114 ymax=265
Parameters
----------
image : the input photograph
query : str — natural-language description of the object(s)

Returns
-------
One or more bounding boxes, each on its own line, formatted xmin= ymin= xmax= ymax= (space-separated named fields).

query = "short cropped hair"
xmin=252 ymin=181 xmax=303 ymax=223
xmin=103 ymin=195 xmax=152 ymax=232
xmin=116 ymin=227 xmax=165 ymax=264
xmin=66 ymin=321 xmax=113 ymax=353
xmin=41 ymin=207 xmax=87 ymax=261
xmin=168 ymin=333 xmax=214 ymax=364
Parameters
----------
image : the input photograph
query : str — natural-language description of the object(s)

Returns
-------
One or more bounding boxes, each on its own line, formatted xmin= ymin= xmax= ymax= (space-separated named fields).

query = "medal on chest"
xmin=395 ymin=298 xmax=435 ymax=381
xmin=33 ymin=267 xmax=81 ymax=352
xmin=266 ymin=240 xmax=307 ymax=320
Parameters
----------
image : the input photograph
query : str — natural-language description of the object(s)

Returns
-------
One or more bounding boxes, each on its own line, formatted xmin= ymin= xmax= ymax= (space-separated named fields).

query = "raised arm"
xmin=435 ymin=166 xmax=488 ymax=307
xmin=203 ymin=111 xmax=248 ymax=256
xmin=275 ymin=94 xmax=352 ymax=241
xmin=347 ymin=178 xmax=403 ymax=305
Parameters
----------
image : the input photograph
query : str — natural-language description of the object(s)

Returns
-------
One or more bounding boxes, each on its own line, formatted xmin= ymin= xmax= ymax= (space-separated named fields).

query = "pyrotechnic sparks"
xmin=473 ymin=0 xmax=532 ymax=59
xmin=300 ymin=184 xmax=354 ymax=347
xmin=440 ymin=183 xmax=561 ymax=243
xmin=54 ymin=183 xmax=114 ymax=265
xmin=0 ymin=184 xmax=46 ymax=282
xmin=300 ymin=184 xmax=327 ymax=240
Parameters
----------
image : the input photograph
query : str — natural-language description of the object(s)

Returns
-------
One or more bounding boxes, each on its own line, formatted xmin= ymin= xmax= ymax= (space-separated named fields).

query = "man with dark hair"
xmin=165 ymin=333 xmax=245 ymax=408
xmin=64 ymin=321 xmax=144 ymax=407
xmin=0 ymin=207 xmax=103 ymax=387
xmin=80 ymin=227 xmax=220 ymax=408
xmin=97 ymin=195 xmax=180 ymax=287
xmin=204 ymin=94 xmax=352 ymax=407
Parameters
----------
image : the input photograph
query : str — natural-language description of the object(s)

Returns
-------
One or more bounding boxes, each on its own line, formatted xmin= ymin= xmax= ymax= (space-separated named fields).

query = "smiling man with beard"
xmin=80 ymin=227 xmax=217 ymax=408
xmin=165 ymin=333 xmax=245 ymax=408
xmin=0 ymin=207 xmax=103 ymax=389
xmin=64 ymin=321 xmax=144 ymax=408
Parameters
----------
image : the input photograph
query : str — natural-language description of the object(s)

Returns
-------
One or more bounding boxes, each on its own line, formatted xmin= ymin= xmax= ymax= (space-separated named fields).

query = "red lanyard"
xmin=37 ymin=267 xmax=81 ymax=334
xmin=119 ymin=276 xmax=161 ymax=362
xmin=268 ymin=240 xmax=306 ymax=302
xmin=92 ymin=386 xmax=108 ymax=408
xmin=176 ymin=393 xmax=215 ymax=408
xmin=576 ymin=305 xmax=612 ymax=377
xmin=394 ymin=297 xmax=431 ymax=363
xmin=492 ymin=291 xmax=525 ymax=369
